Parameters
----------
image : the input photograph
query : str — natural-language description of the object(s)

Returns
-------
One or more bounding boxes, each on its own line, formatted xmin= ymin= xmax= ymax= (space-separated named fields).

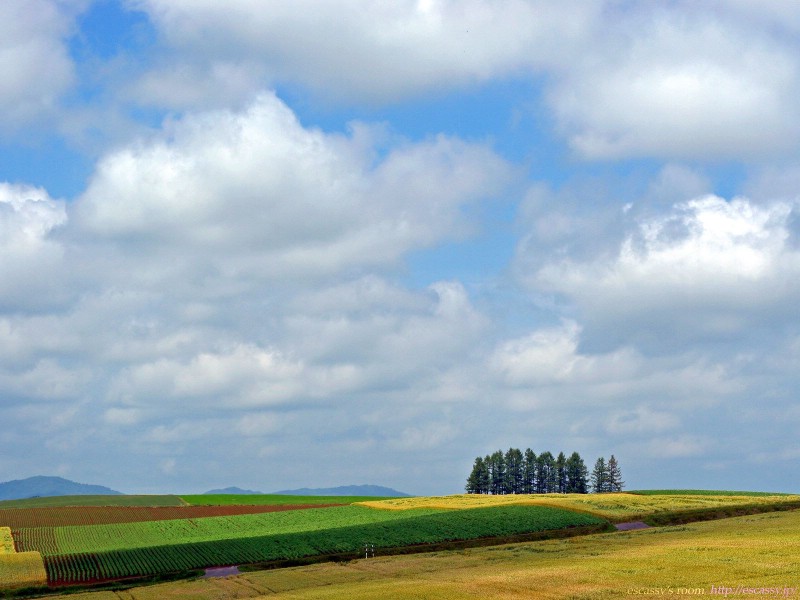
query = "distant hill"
xmin=272 ymin=485 xmax=411 ymax=497
xmin=0 ymin=476 xmax=122 ymax=501
xmin=203 ymin=486 xmax=264 ymax=495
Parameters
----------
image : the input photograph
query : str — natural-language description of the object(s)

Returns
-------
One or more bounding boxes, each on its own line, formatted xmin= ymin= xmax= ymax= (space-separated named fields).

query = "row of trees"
xmin=465 ymin=449 xmax=623 ymax=495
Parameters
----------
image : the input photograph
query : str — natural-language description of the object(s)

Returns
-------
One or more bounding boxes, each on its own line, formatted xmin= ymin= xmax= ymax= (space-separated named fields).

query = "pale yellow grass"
xmin=0 ymin=551 xmax=48 ymax=589
xmin=358 ymin=492 xmax=800 ymax=521
xmin=47 ymin=509 xmax=800 ymax=600
xmin=0 ymin=527 xmax=14 ymax=554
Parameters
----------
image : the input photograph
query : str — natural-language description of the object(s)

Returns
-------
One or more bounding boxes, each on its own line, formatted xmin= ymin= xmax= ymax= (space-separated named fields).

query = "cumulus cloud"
xmin=549 ymin=20 xmax=800 ymax=159
xmin=128 ymin=0 xmax=597 ymax=106
xmin=120 ymin=2 xmax=800 ymax=162
xmin=532 ymin=195 xmax=800 ymax=352
xmin=0 ymin=91 xmax=515 ymax=492
xmin=0 ymin=183 xmax=69 ymax=311
xmin=0 ymin=0 xmax=78 ymax=129
xmin=74 ymin=92 xmax=510 ymax=286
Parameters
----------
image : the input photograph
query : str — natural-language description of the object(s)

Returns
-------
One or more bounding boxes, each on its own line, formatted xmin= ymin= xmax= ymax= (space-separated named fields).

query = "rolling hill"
xmin=0 ymin=476 xmax=122 ymax=501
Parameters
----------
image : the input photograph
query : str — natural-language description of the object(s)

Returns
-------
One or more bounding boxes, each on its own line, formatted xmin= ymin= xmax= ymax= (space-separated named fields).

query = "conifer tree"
xmin=465 ymin=456 xmax=489 ymax=494
xmin=489 ymin=450 xmax=506 ymax=495
xmin=523 ymin=448 xmax=537 ymax=494
xmin=591 ymin=457 xmax=607 ymax=493
xmin=606 ymin=455 xmax=624 ymax=492
xmin=536 ymin=451 xmax=556 ymax=493
xmin=504 ymin=447 xmax=524 ymax=494
xmin=555 ymin=451 xmax=568 ymax=494
xmin=565 ymin=452 xmax=588 ymax=493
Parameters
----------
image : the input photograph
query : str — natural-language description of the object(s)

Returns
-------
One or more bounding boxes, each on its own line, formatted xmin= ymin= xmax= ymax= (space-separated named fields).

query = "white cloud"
xmin=129 ymin=0 xmax=598 ymax=106
xmin=0 ymin=0 xmax=77 ymax=129
xmin=74 ymin=92 xmax=510 ymax=284
xmin=547 ymin=6 xmax=800 ymax=160
xmin=109 ymin=345 xmax=306 ymax=408
xmin=491 ymin=320 xmax=639 ymax=387
xmin=533 ymin=195 xmax=800 ymax=351
xmin=0 ymin=183 xmax=69 ymax=310
xmin=121 ymin=2 xmax=800 ymax=162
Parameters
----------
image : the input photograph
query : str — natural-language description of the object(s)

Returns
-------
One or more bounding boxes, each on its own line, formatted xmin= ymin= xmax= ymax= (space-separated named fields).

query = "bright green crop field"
xmin=179 ymin=494 xmax=381 ymax=506
xmin=11 ymin=505 xmax=607 ymax=585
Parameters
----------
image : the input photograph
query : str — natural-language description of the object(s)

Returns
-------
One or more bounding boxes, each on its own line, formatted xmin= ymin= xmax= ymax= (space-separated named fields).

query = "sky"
xmin=2 ymin=0 xmax=800 ymax=496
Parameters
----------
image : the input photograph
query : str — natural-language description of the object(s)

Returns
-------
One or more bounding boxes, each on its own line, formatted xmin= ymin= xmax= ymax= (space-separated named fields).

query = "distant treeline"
xmin=465 ymin=449 xmax=623 ymax=495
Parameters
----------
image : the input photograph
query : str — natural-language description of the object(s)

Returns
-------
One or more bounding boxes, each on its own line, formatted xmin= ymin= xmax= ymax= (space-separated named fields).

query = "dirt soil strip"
xmin=614 ymin=521 xmax=650 ymax=531
xmin=0 ymin=504 xmax=345 ymax=528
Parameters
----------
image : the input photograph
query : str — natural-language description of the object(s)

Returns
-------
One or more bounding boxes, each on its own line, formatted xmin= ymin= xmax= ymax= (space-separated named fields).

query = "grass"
xmin=179 ymin=494 xmax=388 ymax=506
xmin=359 ymin=492 xmax=800 ymax=522
xmin=0 ymin=495 xmax=186 ymax=509
xmin=44 ymin=508 xmax=800 ymax=600
xmin=629 ymin=489 xmax=796 ymax=496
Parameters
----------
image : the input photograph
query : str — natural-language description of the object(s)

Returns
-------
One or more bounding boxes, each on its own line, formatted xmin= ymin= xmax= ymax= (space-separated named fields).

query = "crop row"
xmin=39 ymin=505 xmax=607 ymax=585
xmin=0 ymin=503 xmax=342 ymax=529
xmin=0 ymin=495 xmax=186 ymax=509
xmin=15 ymin=506 xmax=443 ymax=555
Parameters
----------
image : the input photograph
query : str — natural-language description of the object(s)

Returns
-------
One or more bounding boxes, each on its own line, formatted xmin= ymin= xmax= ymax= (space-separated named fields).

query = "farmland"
xmin=0 ymin=527 xmax=47 ymax=590
xmin=0 ymin=496 xmax=185 ymax=509
xmin=1 ymin=491 xmax=799 ymax=595
xmin=36 ymin=508 xmax=800 ymax=600
xmin=5 ymin=502 xmax=606 ymax=586
xmin=0 ymin=504 xmax=345 ymax=528
xmin=359 ymin=492 xmax=800 ymax=522
xmin=180 ymin=494 xmax=383 ymax=506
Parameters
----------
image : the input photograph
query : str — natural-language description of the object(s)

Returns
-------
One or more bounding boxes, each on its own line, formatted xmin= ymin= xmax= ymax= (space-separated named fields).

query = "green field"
xmin=3 ymin=490 xmax=799 ymax=592
xmin=0 ymin=495 xmax=185 ymax=509
xmin=43 ymin=509 xmax=800 ymax=600
xmin=179 ymin=494 xmax=381 ymax=506
xmin=11 ymin=505 xmax=605 ymax=584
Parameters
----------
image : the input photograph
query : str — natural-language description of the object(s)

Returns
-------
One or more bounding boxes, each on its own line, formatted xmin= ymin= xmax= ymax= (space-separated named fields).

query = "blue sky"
xmin=2 ymin=1 xmax=800 ymax=496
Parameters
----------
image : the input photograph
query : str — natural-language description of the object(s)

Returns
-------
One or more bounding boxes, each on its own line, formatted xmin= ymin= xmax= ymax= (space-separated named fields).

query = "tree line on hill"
xmin=465 ymin=449 xmax=624 ymax=495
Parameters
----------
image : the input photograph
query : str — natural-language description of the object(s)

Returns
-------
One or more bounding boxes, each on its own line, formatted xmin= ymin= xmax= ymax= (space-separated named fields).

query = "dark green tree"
xmin=555 ymin=451 xmax=568 ymax=494
xmin=536 ymin=451 xmax=556 ymax=493
xmin=565 ymin=451 xmax=588 ymax=493
xmin=591 ymin=457 xmax=607 ymax=493
xmin=522 ymin=448 xmax=537 ymax=494
xmin=488 ymin=450 xmax=506 ymax=495
xmin=465 ymin=456 xmax=489 ymax=494
xmin=606 ymin=455 xmax=624 ymax=492
xmin=504 ymin=447 xmax=524 ymax=494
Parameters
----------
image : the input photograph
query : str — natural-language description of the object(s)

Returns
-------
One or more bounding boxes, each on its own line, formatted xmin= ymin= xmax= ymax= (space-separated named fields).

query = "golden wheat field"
xmin=0 ymin=552 xmax=48 ymax=589
xmin=42 ymin=507 xmax=800 ymax=600
xmin=0 ymin=526 xmax=48 ymax=589
xmin=0 ymin=527 xmax=14 ymax=554
xmin=358 ymin=492 xmax=800 ymax=521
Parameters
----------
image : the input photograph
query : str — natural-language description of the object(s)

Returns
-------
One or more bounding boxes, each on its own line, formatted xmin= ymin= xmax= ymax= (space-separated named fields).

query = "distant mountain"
xmin=272 ymin=485 xmax=411 ymax=497
xmin=0 ymin=476 xmax=122 ymax=501
xmin=203 ymin=486 xmax=264 ymax=495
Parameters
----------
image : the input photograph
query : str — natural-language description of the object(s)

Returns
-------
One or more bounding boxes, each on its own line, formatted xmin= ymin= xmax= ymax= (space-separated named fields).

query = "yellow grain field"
xmin=0 ymin=526 xmax=48 ymax=589
xmin=0 ymin=552 xmax=48 ymax=589
xmin=0 ymin=527 xmax=14 ymax=554
xmin=357 ymin=492 xmax=800 ymax=521
xmin=48 ymin=508 xmax=800 ymax=600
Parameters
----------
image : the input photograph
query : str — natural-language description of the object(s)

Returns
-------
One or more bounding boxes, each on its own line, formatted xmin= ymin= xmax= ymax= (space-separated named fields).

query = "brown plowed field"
xmin=0 ymin=504 xmax=343 ymax=529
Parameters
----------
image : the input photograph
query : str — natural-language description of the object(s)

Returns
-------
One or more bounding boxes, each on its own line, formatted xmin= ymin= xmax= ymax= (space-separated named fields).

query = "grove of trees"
xmin=465 ymin=449 xmax=623 ymax=494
